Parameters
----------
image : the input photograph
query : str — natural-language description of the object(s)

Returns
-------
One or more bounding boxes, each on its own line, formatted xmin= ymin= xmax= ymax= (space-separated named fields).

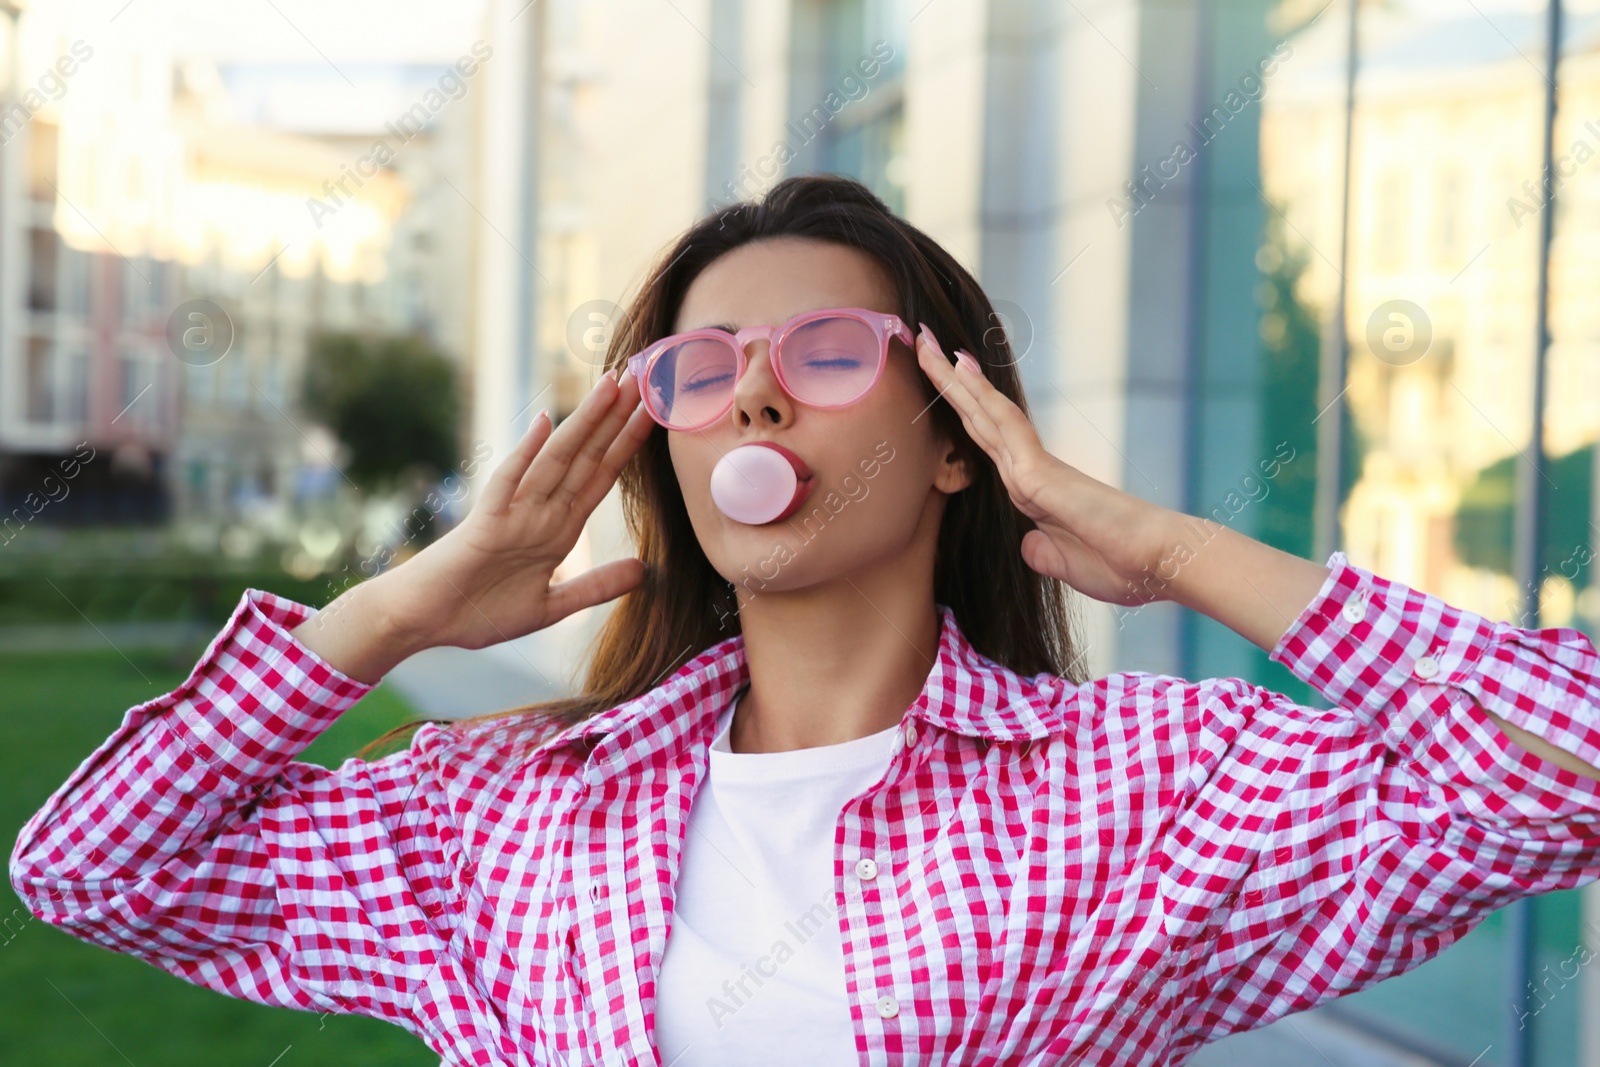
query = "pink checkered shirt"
xmin=12 ymin=552 xmax=1600 ymax=1065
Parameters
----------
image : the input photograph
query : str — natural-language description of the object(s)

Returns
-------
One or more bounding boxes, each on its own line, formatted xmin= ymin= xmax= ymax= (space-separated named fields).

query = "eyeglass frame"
xmin=624 ymin=305 xmax=916 ymax=431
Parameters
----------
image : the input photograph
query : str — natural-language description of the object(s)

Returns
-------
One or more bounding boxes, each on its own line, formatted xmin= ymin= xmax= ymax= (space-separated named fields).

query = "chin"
xmin=712 ymin=536 xmax=810 ymax=594
xmin=721 ymin=534 xmax=899 ymax=602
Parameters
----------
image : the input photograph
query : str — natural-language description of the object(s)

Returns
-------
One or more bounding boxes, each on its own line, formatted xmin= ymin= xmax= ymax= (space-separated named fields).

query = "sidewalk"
xmin=382 ymin=606 xmax=602 ymax=720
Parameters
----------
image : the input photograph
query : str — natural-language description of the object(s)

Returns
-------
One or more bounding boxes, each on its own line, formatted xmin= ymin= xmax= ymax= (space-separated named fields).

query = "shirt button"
xmin=903 ymin=722 xmax=917 ymax=747
xmin=856 ymin=857 xmax=878 ymax=881
xmin=1414 ymin=656 xmax=1441 ymax=680
xmin=876 ymin=995 xmax=899 ymax=1018
xmin=1341 ymin=594 xmax=1367 ymax=624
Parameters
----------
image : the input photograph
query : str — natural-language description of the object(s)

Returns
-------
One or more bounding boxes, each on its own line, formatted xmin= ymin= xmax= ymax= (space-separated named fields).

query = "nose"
xmin=728 ymin=331 xmax=794 ymax=429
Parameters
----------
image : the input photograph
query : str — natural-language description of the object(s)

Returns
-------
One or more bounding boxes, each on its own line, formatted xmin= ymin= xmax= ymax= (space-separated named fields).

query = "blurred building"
xmin=0 ymin=7 xmax=181 ymax=526
xmin=163 ymin=57 xmax=433 ymax=554
xmin=0 ymin=5 xmax=472 ymax=558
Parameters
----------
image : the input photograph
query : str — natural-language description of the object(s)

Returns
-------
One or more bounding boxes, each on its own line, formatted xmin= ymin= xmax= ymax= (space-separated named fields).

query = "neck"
xmin=725 ymin=580 xmax=940 ymax=754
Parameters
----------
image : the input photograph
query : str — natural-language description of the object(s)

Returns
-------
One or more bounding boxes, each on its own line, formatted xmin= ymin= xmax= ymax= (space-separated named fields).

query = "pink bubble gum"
xmin=710 ymin=441 xmax=816 ymax=525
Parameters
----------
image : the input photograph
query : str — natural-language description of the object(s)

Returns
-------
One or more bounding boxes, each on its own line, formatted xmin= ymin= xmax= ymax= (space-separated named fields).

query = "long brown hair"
xmin=358 ymin=173 xmax=1084 ymax=761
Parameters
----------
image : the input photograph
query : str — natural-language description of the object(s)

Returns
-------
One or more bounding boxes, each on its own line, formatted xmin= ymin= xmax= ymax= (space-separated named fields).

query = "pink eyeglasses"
xmin=624 ymin=305 xmax=915 ymax=432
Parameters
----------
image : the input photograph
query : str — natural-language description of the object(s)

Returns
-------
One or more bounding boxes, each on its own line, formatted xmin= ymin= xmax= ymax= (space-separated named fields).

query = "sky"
xmin=54 ymin=0 xmax=493 ymax=64
xmin=39 ymin=0 xmax=1600 ymax=136
xmin=33 ymin=0 xmax=500 ymax=134
xmin=50 ymin=0 xmax=1600 ymax=70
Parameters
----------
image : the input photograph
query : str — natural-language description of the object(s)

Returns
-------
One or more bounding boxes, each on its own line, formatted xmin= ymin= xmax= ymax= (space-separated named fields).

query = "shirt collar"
xmin=538 ymin=603 xmax=1072 ymax=778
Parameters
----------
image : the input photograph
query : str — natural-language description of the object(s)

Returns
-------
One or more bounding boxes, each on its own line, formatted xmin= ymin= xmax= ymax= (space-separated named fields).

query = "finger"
xmin=914 ymin=329 xmax=1008 ymax=460
xmin=544 ymin=368 xmax=647 ymax=508
xmin=514 ymin=368 xmax=630 ymax=503
xmin=543 ymin=557 xmax=649 ymax=623
xmin=940 ymin=348 xmax=1051 ymax=484
xmin=946 ymin=348 xmax=1043 ymax=470
xmin=480 ymin=412 xmax=552 ymax=514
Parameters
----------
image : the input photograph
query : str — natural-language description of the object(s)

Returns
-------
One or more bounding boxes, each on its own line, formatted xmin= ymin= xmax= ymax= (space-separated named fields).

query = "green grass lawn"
xmin=1 ymin=649 xmax=443 ymax=1066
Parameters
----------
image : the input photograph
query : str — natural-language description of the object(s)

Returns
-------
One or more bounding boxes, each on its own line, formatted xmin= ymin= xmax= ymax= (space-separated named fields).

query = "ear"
xmin=934 ymin=436 xmax=974 ymax=495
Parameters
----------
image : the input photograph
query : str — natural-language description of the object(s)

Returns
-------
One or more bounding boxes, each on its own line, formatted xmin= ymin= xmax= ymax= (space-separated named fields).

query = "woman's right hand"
xmin=291 ymin=367 xmax=656 ymax=684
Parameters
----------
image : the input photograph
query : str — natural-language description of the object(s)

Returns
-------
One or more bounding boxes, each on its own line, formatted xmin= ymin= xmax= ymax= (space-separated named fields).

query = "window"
xmin=185 ymin=361 xmax=215 ymax=409
xmin=1371 ymin=169 xmax=1409 ymax=274
xmin=62 ymin=349 xmax=88 ymax=423
xmin=60 ymin=245 xmax=90 ymax=316
xmin=222 ymin=348 xmax=250 ymax=409
xmin=28 ymin=228 xmax=58 ymax=311
xmin=118 ymin=349 xmax=149 ymax=425
xmin=1433 ymin=167 xmax=1462 ymax=265
xmin=27 ymin=120 xmax=57 ymax=201
xmin=25 ymin=336 xmax=53 ymax=422
xmin=122 ymin=256 xmax=158 ymax=325
xmin=260 ymin=356 xmax=284 ymax=408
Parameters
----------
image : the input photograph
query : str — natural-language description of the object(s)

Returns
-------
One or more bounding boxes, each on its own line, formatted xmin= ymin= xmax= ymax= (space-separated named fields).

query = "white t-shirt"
xmin=653 ymin=684 xmax=903 ymax=1066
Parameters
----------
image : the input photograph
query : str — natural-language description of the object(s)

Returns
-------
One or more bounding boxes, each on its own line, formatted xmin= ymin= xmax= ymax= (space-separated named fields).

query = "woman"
xmin=11 ymin=174 xmax=1600 ymax=1067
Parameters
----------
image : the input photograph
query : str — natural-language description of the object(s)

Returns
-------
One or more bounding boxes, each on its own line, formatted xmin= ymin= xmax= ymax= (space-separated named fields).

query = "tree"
xmin=302 ymin=332 xmax=460 ymax=494
xmin=1253 ymin=207 xmax=1350 ymax=560
xmin=1455 ymin=443 xmax=1593 ymax=589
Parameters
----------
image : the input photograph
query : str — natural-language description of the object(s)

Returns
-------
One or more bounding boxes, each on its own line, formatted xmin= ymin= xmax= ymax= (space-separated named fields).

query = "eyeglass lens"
xmin=643 ymin=314 xmax=881 ymax=429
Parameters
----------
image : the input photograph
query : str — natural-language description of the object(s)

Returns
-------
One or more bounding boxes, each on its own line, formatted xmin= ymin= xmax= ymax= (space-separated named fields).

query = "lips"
xmin=763 ymin=443 xmax=817 ymax=522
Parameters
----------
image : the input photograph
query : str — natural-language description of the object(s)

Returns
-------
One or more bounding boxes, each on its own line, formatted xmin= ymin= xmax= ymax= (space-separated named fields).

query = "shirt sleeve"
xmin=7 ymin=588 xmax=468 ymax=1030
xmin=1154 ymin=551 xmax=1600 ymax=1050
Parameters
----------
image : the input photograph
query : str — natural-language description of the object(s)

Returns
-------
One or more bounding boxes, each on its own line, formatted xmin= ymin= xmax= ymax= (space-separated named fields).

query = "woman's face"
xmin=666 ymin=236 xmax=971 ymax=597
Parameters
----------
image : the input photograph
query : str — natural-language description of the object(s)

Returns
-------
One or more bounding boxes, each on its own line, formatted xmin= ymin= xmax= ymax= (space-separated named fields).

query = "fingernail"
xmin=918 ymin=322 xmax=942 ymax=354
xmin=618 ymin=367 xmax=634 ymax=388
xmin=956 ymin=351 xmax=981 ymax=376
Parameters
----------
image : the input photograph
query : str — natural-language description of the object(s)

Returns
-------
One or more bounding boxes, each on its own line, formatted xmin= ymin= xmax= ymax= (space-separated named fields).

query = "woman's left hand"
xmin=914 ymin=324 xmax=1183 ymax=607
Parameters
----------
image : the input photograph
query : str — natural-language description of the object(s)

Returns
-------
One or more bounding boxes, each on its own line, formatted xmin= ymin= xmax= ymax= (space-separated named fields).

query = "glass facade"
xmin=1242 ymin=1 xmax=1596 ymax=1062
